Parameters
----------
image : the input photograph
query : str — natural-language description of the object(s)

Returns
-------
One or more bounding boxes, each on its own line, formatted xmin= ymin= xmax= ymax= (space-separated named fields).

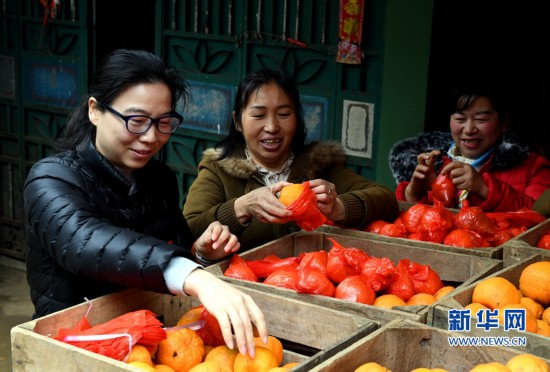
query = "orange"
xmin=520 ymin=296 xmax=544 ymax=319
xmin=155 ymin=365 xmax=176 ymax=372
xmin=156 ymin=328 xmax=204 ymax=372
xmin=188 ymin=361 xmax=232 ymax=372
xmin=354 ymin=362 xmax=391 ymax=371
xmin=373 ymin=294 xmax=407 ymax=309
xmin=203 ymin=345 xmax=215 ymax=361
xmin=126 ymin=344 xmax=154 ymax=366
xmin=406 ymin=293 xmax=436 ymax=306
xmin=497 ymin=304 xmax=538 ymax=333
xmin=465 ymin=302 xmax=488 ymax=316
xmin=205 ymin=345 xmax=239 ymax=369
xmin=279 ymin=184 xmax=306 ymax=206
xmin=543 ymin=307 xmax=550 ymax=325
xmin=177 ymin=306 xmax=204 ymax=326
xmin=267 ymin=368 xmax=291 ymax=372
xmin=434 ymin=286 xmax=455 ymax=301
xmin=505 ymin=353 xmax=550 ymax=371
xmin=128 ymin=361 xmax=157 ymax=371
xmin=537 ymin=319 xmax=550 ymax=336
xmin=282 ymin=362 xmax=300 ymax=369
xmin=254 ymin=336 xmax=284 ymax=366
xmin=410 ymin=369 xmax=448 ymax=372
xmin=469 ymin=362 xmax=511 ymax=371
xmin=233 ymin=346 xmax=278 ymax=372
xmin=471 ymin=277 xmax=521 ymax=310
xmin=519 ymin=261 xmax=550 ymax=306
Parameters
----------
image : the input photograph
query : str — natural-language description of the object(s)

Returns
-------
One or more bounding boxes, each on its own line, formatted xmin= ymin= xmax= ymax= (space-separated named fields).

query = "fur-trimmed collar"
xmin=389 ymin=131 xmax=530 ymax=184
xmin=202 ymin=141 xmax=347 ymax=180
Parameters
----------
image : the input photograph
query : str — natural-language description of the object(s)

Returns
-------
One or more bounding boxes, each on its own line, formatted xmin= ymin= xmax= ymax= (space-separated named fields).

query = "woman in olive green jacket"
xmin=183 ymin=70 xmax=399 ymax=263
xmin=533 ymin=189 xmax=550 ymax=218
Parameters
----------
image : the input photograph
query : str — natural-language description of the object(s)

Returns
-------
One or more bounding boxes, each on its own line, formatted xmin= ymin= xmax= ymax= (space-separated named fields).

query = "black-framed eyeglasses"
xmin=98 ymin=101 xmax=183 ymax=134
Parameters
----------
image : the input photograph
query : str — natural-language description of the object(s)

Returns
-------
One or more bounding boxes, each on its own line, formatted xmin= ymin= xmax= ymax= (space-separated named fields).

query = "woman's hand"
xmin=233 ymin=181 xmax=294 ymax=225
xmin=308 ymin=179 xmax=346 ymax=223
xmin=404 ymin=150 xmax=442 ymax=202
xmin=183 ymin=269 xmax=268 ymax=357
xmin=441 ymin=161 xmax=488 ymax=200
xmin=194 ymin=221 xmax=240 ymax=262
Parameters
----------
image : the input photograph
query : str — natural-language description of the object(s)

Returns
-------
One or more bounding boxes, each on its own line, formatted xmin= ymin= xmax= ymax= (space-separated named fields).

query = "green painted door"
xmin=0 ymin=0 xmax=433 ymax=260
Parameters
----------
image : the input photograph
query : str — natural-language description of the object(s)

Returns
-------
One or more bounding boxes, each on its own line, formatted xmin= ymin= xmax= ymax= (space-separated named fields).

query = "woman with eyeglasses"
xmin=23 ymin=49 xmax=267 ymax=357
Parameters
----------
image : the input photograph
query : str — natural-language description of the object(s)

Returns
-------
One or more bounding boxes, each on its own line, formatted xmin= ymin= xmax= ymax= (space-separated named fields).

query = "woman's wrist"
xmin=233 ymin=197 xmax=252 ymax=225
xmin=194 ymin=249 xmax=217 ymax=265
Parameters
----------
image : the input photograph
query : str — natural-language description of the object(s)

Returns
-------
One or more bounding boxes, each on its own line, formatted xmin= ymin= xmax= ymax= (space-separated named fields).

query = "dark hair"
xmin=449 ymin=77 xmax=509 ymax=122
xmin=215 ymin=69 xmax=307 ymax=159
xmin=55 ymin=49 xmax=190 ymax=151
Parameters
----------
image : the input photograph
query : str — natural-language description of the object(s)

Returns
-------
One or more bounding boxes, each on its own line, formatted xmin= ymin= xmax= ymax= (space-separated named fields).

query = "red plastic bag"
xmin=455 ymin=205 xmax=497 ymax=240
xmin=493 ymin=229 xmax=516 ymax=246
xmin=246 ymin=256 xmax=300 ymax=279
xmin=263 ymin=266 xmax=300 ymax=290
xmin=383 ymin=259 xmax=415 ymax=301
xmin=379 ymin=223 xmax=407 ymax=238
xmin=223 ymin=254 xmax=258 ymax=282
xmin=334 ymin=275 xmax=375 ymax=304
xmin=295 ymin=266 xmax=335 ymax=297
xmin=285 ymin=181 xmax=328 ymax=231
xmin=487 ymin=208 xmax=546 ymax=230
xmin=407 ymin=261 xmax=443 ymax=295
xmin=431 ymin=173 xmax=457 ymax=208
xmin=55 ymin=309 xmax=166 ymax=361
xmin=443 ymin=229 xmax=491 ymax=248
xmin=537 ymin=234 xmax=550 ymax=250
xmin=196 ymin=307 xmax=225 ymax=347
xmin=326 ymin=238 xmax=368 ymax=283
xmin=297 ymin=250 xmax=328 ymax=274
xmin=417 ymin=204 xmax=455 ymax=243
xmin=401 ymin=203 xmax=431 ymax=233
xmin=360 ymin=256 xmax=396 ymax=292
xmin=363 ymin=220 xmax=389 ymax=233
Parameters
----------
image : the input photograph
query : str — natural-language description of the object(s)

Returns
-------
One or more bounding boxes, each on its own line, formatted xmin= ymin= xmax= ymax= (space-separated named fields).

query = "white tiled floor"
xmin=0 ymin=255 xmax=34 ymax=371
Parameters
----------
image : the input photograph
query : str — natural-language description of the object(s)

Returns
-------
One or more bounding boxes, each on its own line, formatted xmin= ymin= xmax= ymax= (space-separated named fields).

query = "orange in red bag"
xmin=279 ymin=181 xmax=327 ymax=231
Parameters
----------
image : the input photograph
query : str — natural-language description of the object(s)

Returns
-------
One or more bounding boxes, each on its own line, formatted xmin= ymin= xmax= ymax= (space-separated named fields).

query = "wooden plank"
xmin=511 ymin=218 xmax=550 ymax=246
xmin=502 ymin=219 xmax=550 ymax=266
xmin=308 ymin=318 xmax=550 ymax=371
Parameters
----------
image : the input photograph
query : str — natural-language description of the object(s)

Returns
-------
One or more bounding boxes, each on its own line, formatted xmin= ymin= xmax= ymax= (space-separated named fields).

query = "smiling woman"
xmin=23 ymin=49 xmax=269 ymax=357
xmin=392 ymin=77 xmax=550 ymax=212
xmin=183 ymin=69 xmax=399 ymax=256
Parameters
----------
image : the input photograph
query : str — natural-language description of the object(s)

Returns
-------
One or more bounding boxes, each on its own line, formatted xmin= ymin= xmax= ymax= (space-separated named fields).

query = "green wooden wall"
xmin=0 ymin=0 xmax=434 ymax=260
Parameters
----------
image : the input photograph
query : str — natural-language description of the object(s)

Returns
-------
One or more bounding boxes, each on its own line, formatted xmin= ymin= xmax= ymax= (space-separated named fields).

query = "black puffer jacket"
xmin=24 ymin=141 xmax=194 ymax=318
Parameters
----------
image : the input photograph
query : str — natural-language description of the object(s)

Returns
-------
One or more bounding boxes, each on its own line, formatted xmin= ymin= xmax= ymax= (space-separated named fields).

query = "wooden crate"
xmin=307 ymin=318 xmax=550 ymax=372
xmin=432 ymin=255 xmax=550 ymax=359
xmin=11 ymin=286 xmax=378 ymax=372
xmin=503 ymin=218 xmax=550 ymax=266
xmin=207 ymin=231 xmax=503 ymax=326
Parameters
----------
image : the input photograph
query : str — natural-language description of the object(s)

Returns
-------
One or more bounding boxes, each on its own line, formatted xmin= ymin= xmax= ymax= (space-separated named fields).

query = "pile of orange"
xmin=467 ymin=261 xmax=550 ymax=337
xmin=126 ymin=307 xmax=298 ymax=372
xmin=352 ymin=353 xmax=549 ymax=372
xmin=353 ymin=362 xmax=448 ymax=371
xmin=469 ymin=353 xmax=549 ymax=371
xmin=371 ymin=285 xmax=455 ymax=310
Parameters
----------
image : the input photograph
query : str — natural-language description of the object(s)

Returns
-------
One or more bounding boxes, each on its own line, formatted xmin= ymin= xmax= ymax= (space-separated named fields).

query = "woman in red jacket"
xmin=391 ymin=78 xmax=550 ymax=212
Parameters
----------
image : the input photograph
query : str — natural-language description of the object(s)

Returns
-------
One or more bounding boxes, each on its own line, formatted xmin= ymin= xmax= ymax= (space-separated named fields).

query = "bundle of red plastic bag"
xmin=284 ymin=181 xmax=328 ymax=231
